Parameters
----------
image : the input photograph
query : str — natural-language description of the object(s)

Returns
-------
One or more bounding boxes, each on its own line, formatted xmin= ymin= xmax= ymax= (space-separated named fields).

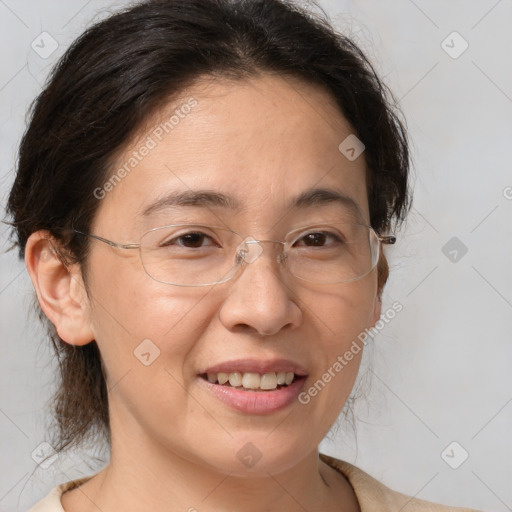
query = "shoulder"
xmin=319 ymin=453 xmax=482 ymax=512
xmin=28 ymin=477 xmax=92 ymax=512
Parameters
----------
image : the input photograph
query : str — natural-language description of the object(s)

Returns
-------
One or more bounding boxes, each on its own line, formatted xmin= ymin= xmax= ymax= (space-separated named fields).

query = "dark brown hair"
xmin=6 ymin=0 xmax=411 ymax=454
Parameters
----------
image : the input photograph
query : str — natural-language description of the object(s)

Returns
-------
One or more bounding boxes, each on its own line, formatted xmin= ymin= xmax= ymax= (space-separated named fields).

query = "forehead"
xmin=93 ymin=73 xmax=369 ymax=232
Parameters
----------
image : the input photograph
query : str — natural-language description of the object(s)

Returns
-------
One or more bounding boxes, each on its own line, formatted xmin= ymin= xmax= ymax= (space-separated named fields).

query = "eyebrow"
xmin=141 ymin=187 xmax=363 ymax=219
xmin=141 ymin=190 xmax=240 ymax=216
xmin=290 ymin=188 xmax=364 ymax=219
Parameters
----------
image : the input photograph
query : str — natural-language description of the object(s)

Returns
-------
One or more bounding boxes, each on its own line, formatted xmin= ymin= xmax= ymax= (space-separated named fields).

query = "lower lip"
xmin=198 ymin=376 xmax=307 ymax=414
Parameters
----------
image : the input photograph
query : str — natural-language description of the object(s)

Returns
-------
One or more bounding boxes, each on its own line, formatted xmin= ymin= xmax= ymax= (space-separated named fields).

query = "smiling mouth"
xmin=199 ymin=371 xmax=304 ymax=391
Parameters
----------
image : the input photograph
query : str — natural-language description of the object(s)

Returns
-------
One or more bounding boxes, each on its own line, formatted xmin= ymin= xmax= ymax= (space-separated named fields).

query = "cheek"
xmin=306 ymin=274 xmax=378 ymax=347
xmin=301 ymin=277 xmax=377 ymax=407
xmin=85 ymin=253 xmax=217 ymax=383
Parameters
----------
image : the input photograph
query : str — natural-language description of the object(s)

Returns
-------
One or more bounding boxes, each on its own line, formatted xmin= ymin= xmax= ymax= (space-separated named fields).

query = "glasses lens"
xmin=139 ymin=223 xmax=380 ymax=286
xmin=140 ymin=225 xmax=242 ymax=286
xmin=286 ymin=223 xmax=379 ymax=284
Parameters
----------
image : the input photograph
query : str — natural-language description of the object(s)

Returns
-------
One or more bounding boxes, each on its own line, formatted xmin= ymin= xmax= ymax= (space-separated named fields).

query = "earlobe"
xmin=25 ymin=230 xmax=94 ymax=346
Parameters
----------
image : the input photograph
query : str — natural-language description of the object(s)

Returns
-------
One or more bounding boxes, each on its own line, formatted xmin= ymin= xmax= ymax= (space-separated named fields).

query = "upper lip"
xmin=201 ymin=358 xmax=308 ymax=377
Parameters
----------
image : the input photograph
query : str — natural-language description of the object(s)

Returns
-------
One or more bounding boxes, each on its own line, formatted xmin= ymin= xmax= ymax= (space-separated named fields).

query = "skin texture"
xmin=25 ymin=73 xmax=383 ymax=512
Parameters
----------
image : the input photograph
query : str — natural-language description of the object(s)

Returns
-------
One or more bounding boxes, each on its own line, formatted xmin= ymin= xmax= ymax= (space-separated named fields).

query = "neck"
xmin=61 ymin=436 xmax=358 ymax=512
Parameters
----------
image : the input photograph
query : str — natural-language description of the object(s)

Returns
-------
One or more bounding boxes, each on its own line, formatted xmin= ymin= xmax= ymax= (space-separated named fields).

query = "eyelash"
xmin=161 ymin=232 xmax=219 ymax=248
xmin=161 ymin=230 xmax=344 ymax=249
xmin=293 ymin=231 xmax=344 ymax=246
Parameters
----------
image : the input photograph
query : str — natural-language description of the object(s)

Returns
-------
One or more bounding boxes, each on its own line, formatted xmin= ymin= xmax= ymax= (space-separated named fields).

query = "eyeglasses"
xmin=72 ymin=222 xmax=396 ymax=287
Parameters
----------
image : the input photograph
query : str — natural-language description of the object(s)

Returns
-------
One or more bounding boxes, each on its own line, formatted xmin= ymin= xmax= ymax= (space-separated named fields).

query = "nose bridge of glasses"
xmin=236 ymin=236 xmax=286 ymax=264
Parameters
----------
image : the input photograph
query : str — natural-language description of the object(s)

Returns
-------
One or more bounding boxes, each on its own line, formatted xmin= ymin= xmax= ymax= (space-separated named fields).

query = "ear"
xmin=25 ymin=230 xmax=94 ymax=346
xmin=373 ymin=250 xmax=387 ymax=324
xmin=370 ymin=294 xmax=382 ymax=327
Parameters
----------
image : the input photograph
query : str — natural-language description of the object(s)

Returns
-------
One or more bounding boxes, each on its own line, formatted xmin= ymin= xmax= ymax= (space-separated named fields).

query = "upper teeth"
xmin=206 ymin=371 xmax=295 ymax=390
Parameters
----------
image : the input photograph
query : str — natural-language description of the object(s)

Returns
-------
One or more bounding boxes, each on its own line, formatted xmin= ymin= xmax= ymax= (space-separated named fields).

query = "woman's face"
xmin=81 ymin=74 xmax=381 ymax=475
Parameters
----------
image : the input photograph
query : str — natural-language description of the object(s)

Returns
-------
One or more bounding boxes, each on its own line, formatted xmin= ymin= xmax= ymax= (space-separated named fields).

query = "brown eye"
xmin=302 ymin=233 xmax=327 ymax=246
xmin=294 ymin=232 xmax=341 ymax=247
xmin=178 ymin=233 xmax=208 ymax=248
xmin=161 ymin=232 xmax=217 ymax=249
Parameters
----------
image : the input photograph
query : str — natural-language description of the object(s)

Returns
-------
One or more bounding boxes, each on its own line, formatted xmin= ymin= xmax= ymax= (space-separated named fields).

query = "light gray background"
xmin=1 ymin=1 xmax=511 ymax=510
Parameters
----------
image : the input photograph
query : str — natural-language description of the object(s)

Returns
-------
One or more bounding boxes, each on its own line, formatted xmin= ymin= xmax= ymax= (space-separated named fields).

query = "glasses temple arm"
xmin=73 ymin=229 xmax=140 ymax=250
xmin=379 ymin=235 xmax=396 ymax=245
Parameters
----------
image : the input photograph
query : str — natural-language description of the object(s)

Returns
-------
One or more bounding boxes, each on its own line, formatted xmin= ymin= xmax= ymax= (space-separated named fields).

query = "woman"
xmin=7 ymin=0 xmax=481 ymax=510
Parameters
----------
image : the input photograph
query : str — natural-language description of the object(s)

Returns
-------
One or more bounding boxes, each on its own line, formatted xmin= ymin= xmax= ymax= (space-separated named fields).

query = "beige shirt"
xmin=29 ymin=453 xmax=481 ymax=511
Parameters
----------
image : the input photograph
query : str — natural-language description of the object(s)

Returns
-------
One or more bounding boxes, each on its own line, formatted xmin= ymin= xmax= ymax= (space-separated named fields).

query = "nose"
xmin=218 ymin=240 xmax=302 ymax=336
